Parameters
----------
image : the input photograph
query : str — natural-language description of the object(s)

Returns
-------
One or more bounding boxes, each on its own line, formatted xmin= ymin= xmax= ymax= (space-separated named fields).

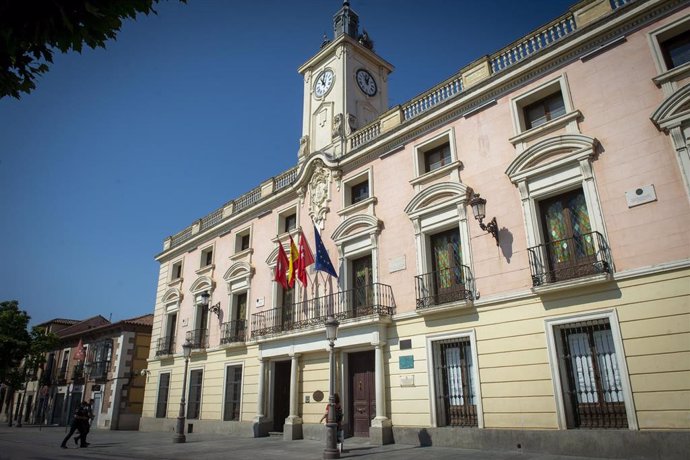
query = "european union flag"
xmin=313 ymin=224 xmax=338 ymax=278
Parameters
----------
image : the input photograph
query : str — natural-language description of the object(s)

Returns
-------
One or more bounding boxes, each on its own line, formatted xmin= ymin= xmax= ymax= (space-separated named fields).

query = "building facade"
xmin=140 ymin=1 xmax=690 ymax=457
xmin=19 ymin=314 xmax=152 ymax=430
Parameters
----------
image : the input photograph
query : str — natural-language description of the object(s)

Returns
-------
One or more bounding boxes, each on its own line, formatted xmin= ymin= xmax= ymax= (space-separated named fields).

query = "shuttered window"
xmin=156 ymin=373 xmax=170 ymax=418
xmin=223 ymin=365 xmax=243 ymax=421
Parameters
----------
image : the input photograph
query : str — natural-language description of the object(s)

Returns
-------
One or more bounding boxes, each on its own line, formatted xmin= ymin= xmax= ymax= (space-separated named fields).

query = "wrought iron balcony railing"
xmin=527 ymin=231 xmax=612 ymax=287
xmin=251 ymin=283 xmax=395 ymax=338
xmin=155 ymin=336 xmax=176 ymax=357
xmin=220 ymin=320 xmax=246 ymax=345
xmin=415 ymin=264 xmax=474 ymax=310
xmin=186 ymin=328 xmax=209 ymax=349
xmin=88 ymin=360 xmax=110 ymax=380
xmin=72 ymin=363 xmax=85 ymax=383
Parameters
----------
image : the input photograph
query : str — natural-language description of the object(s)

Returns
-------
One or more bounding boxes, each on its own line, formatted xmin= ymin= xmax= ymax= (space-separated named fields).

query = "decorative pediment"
xmin=266 ymin=242 xmax=291 ymax=266
xmin=505 ymin=134 xmax=598 ymax=183
xmin=331 ymin=214 xmax=381 ymax=243
xmin=161 ymin=288 xmax=182 ymax=304
xmin=651 ymin=82 xmax=690 ymax=131
xmin=189 ymin=276 xmax=214 ymax=294
xmin=404 ymin=182 xmax=471 ymax=218
xmin=223 ymin=261 xmax=254 ymax=282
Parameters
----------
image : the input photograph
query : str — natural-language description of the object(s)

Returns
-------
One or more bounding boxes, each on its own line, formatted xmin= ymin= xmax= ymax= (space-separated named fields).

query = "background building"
xmin=140 ymin=0 xmax=690 ymax=457
xmin=19 ymin=314 xmax=152 ymax=430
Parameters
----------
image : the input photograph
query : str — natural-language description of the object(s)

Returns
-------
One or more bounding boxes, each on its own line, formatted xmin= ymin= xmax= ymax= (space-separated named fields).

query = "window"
xmin=350 ymin=180 xmax=369 ymax=204
xmin=284 ymin=213 xmax=297 ymax=233
xmin=506 ymin=134 xmax=611 ymax=288
xmin=404 ymin=182 xmax=475 ymax=310
xmin=661 ymin=29 xmax=690 ymax=70
xmin=200 ymin=247 xmax=213 ymax=268
xmin=236 ymin=228 xmax=251 ymax=253
xmin=223 ymin=365 xmax=243 ymax=421
xmin=510 ymin=75 xmax=577 ymax=146
xmin=428 ymin=332 xmax=482 ymax=428
xmin=58 ymin=350 xmax=69 ymax=380
xmin=536 ymin=188 xmax=604 ymax=283
xmin=546 ymin=313 xmax=633 ymax=429
xmin=523 ymin=91 xmax=566 ymax=129
xmin=424 ymin=143 xmax=452 ymax=172
xmin=157 ymin=312 xmax=177 ymax=356
xmin=341 ymin=169 xmax=375 ymax=213
xmin=89 ymin=339 xmax=112 ymax=380
xmin=171 ymin=261 xmax=183 ymax=281
xmin=156 ymin=373 xmax=170 ymax=418
xmin=280 ymin=286 xmax=294 ymax=331
xmin=412 ymin=130 xmax=458 ymax=182
xmin=187 ymin=369 xmax=203 ymax=419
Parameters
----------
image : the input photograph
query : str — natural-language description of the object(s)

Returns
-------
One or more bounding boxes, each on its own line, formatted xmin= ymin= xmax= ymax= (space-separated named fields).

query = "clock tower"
xmin=298 ymin=1 xmax=394 ymax=159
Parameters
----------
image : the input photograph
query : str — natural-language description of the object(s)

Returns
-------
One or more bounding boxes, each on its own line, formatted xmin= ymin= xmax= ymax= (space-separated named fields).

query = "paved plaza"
xmin=0 ymin=424 xmax=623 ymax=460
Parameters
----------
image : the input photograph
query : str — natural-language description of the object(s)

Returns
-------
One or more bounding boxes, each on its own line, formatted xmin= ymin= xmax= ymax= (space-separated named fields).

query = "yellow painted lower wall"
xmin=141 ymin=268 xmax=690 ymax=432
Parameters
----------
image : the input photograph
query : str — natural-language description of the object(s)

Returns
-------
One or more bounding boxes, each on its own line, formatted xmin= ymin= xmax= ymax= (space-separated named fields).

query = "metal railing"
xmin=251 ymin=283 xmax=395 ymax=338
xmin=155 ymin=336 xmax=176 ymax=357
xmin=220 ymin=320 xmax=246 ymax=344
xmin=275 ymin=167 xmax=299 ymax=191
xmin=72 ymin=363 xmax=84 ymax=383
xmin=88 ymin=360 xmax=110 ymax=380
xmin=186 ymin=328 xmax=209 ymax=349
xmin=415 ymin=265 xmax=474 ymax=310
xmin=527 ymin=231 xmax=612 ymax=287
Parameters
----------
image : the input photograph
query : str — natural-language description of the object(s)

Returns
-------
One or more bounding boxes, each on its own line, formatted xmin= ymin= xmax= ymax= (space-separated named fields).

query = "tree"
xmin=17 ymin=326 xmax=59 ymax=425
xmin=0 ymin=0 xmax=183 ymax=99
xmin=0 ymin=300 xmax=31 ymax=425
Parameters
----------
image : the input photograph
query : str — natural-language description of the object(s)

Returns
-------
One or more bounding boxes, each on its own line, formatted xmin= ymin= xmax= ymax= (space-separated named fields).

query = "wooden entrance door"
xmin=273 ymin=360 xmax=291 ymax=432
xmin=349 ymin=351 xmax=375 ymax=437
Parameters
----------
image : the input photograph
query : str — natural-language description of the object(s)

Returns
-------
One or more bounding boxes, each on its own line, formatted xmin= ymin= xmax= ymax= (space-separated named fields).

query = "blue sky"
xmin=0 ymin=0 xmax=575 ymax=326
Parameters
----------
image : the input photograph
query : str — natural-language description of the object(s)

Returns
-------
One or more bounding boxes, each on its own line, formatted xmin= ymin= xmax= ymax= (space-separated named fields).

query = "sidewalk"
xmin=0 ymin=425 xmax=613 ymax=460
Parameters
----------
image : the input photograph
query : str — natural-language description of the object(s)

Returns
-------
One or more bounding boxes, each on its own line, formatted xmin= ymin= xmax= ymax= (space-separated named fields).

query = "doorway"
xmin=272 ymin=360 xmax=291 ymax=432
xmin=348 ymin=350 xmax=375 ymax=437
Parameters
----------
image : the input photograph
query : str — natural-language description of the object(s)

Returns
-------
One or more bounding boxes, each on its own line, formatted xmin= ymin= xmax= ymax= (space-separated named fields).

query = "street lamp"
xmin=323 ymin=316 xmax=340 ymax=459
xmin=173 ymin=339 xmax=193 ymax=443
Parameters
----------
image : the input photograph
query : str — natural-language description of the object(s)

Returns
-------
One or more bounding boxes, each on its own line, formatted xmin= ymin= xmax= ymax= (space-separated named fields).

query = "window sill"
xmin=195 ymin=264 xmax=215 ymax=276
xmin=168 ymin=277 xmax=183 ymax=288
xmin=270 ymin=228 xmax=301 ymax=244
xmin=652 ymin=61 xmax=690 ymax=88
xmin=229 ymin=248 xmax=253 ymax=262
xmin=509 ymin=110 xmax=581 ymax=146
xmin=416 ymin=299 xmax=474 ymax=317
xmin=410 ymin=160 xmax=463 ymax=187
xmin=337 ymin=196 xmax=377 ymax=217
xmin=531 ymin=272 xmax=612 ymax=296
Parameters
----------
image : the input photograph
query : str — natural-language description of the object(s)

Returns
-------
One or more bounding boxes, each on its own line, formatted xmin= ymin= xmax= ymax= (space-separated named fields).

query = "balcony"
xmin=72 ymin=364 xmax=85 ymax=383
xmin=251 ymin=283 xmax=395 ymax=339
xmin=88 ymin=360 xmax=110 ymax=381
xmin=415 ymin=265 xmax=474 ymax=311
xmin=186 ymin=328 xmax=209 ymax=350
xmin=220 ymin=320 xmax=246 ymax=345
xmin=528 ymin=231 xmax=612 ymax=287
xmin=155 ymin=336 xmax=176 ymax=357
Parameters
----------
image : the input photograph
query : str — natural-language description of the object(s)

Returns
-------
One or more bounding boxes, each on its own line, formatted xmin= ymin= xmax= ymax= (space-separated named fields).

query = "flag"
xmin=297 ymin=231 xmax=315 ymax=287
xmin=275 ymin=242 xmax=289 ymax=289
xmin=314 ymin=224 xmax=338 ymax=278
xmin=287 ymin=234 xmax=299 ymax=288
xmin=74 ymin=338 xmax=85 ymax=361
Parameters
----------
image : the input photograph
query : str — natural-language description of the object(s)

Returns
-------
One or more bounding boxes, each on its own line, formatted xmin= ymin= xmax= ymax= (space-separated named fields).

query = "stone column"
xmin=283 ymin=353 xmax=303 ymax=440
xmin=253 ymin=357 xmax=268 ymax=437
xmin=370 ymin=343 xmax=392 ymax=445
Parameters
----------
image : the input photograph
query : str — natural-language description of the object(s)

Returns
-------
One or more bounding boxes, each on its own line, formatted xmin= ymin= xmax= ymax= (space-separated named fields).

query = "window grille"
xmin=432 ymin=337 xmax=477 ymax=427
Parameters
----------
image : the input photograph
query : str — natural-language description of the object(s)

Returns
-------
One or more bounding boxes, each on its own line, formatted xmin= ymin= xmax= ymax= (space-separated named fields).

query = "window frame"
xmin=155 ymin=372 xmax=171 ymax=418
xmin=509 ymin=74 xmax=579 ymax=149
xmin=544 ymin=310 xmax=637 ymax=430
xmin=235 ymin=227 xmax=252 ymax=254
xmin=277 ymin=206 xmax=298 ymax=236
xmin=648 ymin=15 xmax=690 ymax=81
xmin=200 ymin=245 xmax=214 ymax=269
xmin=340 ymin=168 xmax=375 ymax=216
xmin=186 ymin=368 xmax=204 ymax=420
xmin=411 ymin=129 xmax=460 ymax=184
xmin=222 ymin=363 xmax=244 ymax=422
xmin=425 ymin=330 xmax=483 ymax=428
xmin=170 ymin=259 xmax=183 ymax=282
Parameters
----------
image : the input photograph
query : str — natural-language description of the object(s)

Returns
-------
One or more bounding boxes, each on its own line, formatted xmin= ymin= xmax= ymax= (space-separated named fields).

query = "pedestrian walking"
xmin=74 ymin=400 xmax=94 ymax=446
xmin=319 ymin=393 xmax=344 ymax=453
xmin=59 ymin=402 xmax=89 ymax=448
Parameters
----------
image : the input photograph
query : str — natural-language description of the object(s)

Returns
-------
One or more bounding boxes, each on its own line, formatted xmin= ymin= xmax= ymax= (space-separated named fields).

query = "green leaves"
xmin=0 ymin=0 xmax=184 ymax=99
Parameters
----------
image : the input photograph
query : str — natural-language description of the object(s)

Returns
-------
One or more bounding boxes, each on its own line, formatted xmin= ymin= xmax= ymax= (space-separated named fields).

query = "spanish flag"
xmin=287 ymin=234 xmax=299 ymax=288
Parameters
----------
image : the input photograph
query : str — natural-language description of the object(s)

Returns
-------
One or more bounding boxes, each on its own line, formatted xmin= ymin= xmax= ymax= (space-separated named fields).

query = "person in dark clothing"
xmin=60 ymin=402 xmax=89 ymax=448
xmin=74 ymin=400 xmax=94 ymax=446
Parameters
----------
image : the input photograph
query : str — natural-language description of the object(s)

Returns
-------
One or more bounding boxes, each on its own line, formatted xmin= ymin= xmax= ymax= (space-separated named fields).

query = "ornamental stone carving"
xmin=308 ymin=161 xmax=331 ymax=226
xmin=298 ymin=135 xmax=309 ymax=161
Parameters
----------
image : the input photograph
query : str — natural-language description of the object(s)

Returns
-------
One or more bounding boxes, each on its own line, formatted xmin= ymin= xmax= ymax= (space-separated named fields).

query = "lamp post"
xmin=173 ymin=339 xmax=193 ymax=443
xmin=323 ymin=316 xmax=340 ymax=459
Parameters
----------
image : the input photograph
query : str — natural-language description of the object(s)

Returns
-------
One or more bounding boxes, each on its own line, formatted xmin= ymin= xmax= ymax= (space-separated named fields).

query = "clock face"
xmin=314 ymin=69 xmax=334 ymax=98
xmin=356 ymin=69 xmax=377 ymax=96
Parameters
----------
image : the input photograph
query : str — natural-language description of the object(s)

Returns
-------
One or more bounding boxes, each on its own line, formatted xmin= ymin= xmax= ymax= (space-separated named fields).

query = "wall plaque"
xmin=399 ymin=355 xmax=414 ymax=369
